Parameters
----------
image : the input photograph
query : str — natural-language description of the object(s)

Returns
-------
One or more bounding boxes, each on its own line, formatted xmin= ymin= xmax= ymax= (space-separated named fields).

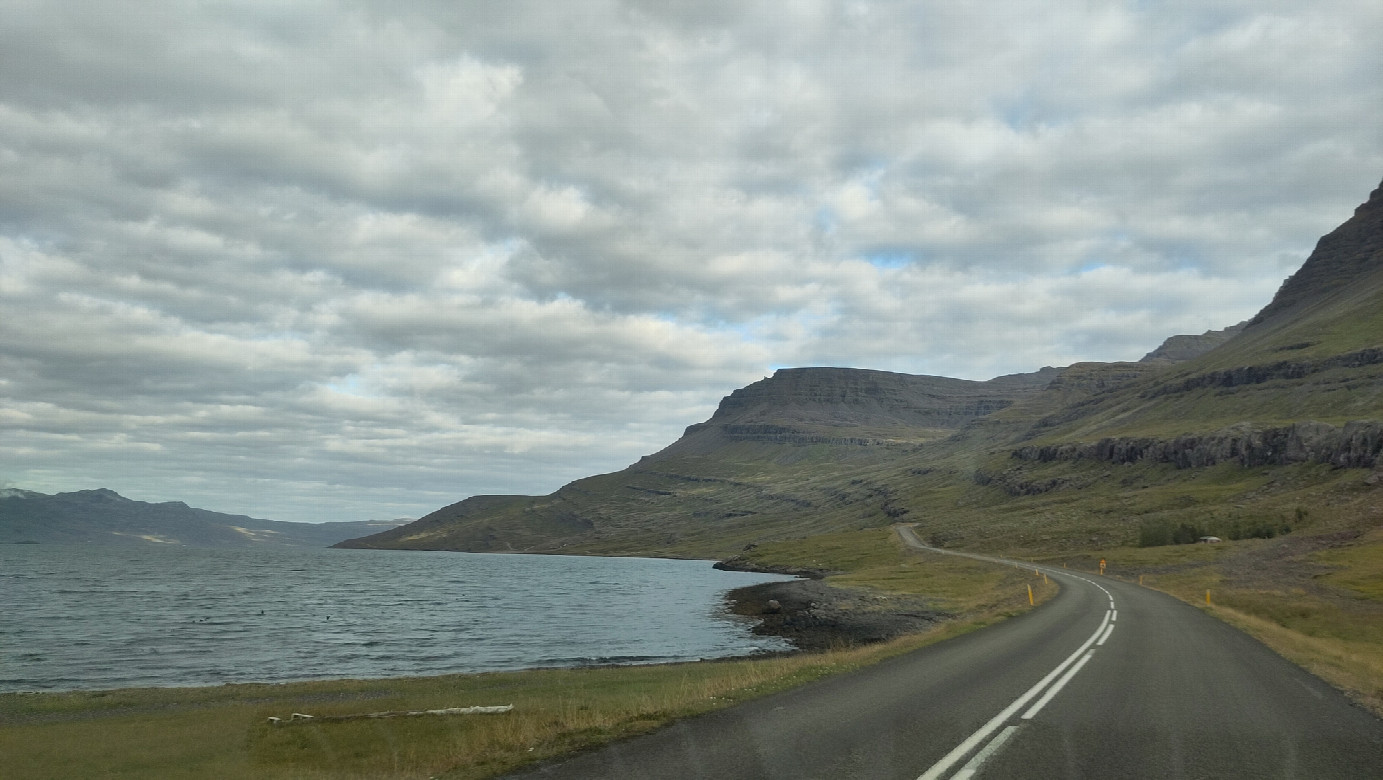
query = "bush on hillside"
xmin=1137 ymin=516 xmax=1292 ymax=547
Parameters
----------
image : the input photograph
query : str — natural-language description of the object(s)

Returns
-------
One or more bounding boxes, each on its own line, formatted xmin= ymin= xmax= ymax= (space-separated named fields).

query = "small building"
xmin=1197 ymin=536 xmax=1222 ymax=544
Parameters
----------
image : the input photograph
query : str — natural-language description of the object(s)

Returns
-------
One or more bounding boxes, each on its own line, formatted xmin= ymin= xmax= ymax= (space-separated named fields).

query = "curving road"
xmin=504 ymin=527 xmax=1383 ymax=779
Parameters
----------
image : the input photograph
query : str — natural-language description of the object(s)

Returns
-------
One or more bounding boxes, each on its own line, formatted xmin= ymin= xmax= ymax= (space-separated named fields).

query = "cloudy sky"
xmin=2 ymin=1 xmax=1381 ymax=523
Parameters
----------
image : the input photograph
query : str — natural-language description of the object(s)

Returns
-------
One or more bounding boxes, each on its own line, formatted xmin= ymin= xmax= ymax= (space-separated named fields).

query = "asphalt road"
xmin=505 ymin=528 xmax=1383 ymax=779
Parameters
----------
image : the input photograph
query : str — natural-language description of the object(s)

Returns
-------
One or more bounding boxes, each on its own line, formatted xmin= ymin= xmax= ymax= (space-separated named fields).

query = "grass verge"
xmin=1037 ymin=531 xmax=1383 ymax=719
xmin=1199 ymin=602 xmax=1383 ymax=716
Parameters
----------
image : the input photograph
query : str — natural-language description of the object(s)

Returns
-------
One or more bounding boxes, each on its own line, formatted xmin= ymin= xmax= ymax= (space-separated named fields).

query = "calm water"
xmin=0 ymin=545 xmax=794 ymax=692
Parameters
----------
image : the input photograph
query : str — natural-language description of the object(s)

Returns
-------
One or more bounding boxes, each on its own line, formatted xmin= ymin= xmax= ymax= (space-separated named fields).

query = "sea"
xmin=0 ymin=544 xmax=796 ymax=693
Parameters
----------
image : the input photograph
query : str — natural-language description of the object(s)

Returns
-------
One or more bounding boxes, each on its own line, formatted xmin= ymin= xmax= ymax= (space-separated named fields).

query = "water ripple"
xmin=0 ymin=545 xmax=794 ymax=692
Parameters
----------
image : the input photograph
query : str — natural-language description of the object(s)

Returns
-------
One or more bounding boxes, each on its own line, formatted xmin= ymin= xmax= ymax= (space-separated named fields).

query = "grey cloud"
xmin=2 ymin=0 xmax=1380 ymax=521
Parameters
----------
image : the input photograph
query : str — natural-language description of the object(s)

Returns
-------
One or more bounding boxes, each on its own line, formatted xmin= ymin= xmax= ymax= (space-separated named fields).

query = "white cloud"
xmin=1 ymin=0 xmax=1380 ymax=521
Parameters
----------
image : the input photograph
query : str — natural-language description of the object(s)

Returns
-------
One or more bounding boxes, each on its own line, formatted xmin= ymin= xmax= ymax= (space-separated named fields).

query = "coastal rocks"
xmin=726 ymin=579 xmax=943 ymax=651
xmin=1011 ymin=420 xmax=1383 ymax=470
xmin=713 ymin=556 xmax=832 ymax=579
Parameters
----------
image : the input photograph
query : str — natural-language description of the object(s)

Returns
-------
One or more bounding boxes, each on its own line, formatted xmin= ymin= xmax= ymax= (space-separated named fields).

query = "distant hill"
xmin=654 ymin=365 xmax=1064 ymax=455
xmin=0 ymin=488 xmax=408 ymax=548
xmin=1139 ymin=322 xmax=1245 ymax=363
xmin=339 ymin=175 xmax=1383 ymax=558
xmin=335 ymin=365 xmax=1063 ymax=553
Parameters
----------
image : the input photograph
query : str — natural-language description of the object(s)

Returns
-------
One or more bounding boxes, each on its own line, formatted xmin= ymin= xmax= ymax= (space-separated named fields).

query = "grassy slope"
xmin=356 ymin=440 xmax=941 ymax=558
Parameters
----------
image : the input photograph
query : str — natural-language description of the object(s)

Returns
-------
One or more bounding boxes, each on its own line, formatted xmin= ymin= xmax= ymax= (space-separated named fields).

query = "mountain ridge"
xmin=0 ymin=488 xmax=408 ymax=548
xmin=1250 ymin=177 xmax=1383 ymax=329
xmin=651 ymin=365 xmax=1065 ymax=456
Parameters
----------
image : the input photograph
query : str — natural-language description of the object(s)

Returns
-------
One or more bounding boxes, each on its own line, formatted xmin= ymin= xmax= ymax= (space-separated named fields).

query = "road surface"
xmin=505 ymin=528 xmax=1383 ymax=779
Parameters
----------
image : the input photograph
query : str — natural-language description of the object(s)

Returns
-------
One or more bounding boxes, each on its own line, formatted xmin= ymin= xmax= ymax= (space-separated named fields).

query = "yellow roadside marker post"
xmin=1027 ymin=584 xmax=1034 ymax=606
xmin=1206 ymin=590 xmax=1212 ymax=605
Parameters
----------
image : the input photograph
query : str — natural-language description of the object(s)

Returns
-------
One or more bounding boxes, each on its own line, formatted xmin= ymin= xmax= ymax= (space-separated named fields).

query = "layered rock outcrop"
xmin=1012 ymin=420 xmax=1383 ymax=470
xmin=666 ymin=366 xmax=1063 ymax=451
xmin=1143 ymin=347 xmax=1383 ymax=398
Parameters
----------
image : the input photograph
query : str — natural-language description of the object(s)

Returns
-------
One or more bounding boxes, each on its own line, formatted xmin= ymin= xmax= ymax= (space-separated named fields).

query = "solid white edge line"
xmin=951 ymin=724 xmax=1020 ymax=780
xmin=1096 ymin=624 xmax=1115 ymax=646
xmin=1021 ymin=650 xmax=1095 ymax=720
xmin=916 ymin=610 xmax=1111 ymax=780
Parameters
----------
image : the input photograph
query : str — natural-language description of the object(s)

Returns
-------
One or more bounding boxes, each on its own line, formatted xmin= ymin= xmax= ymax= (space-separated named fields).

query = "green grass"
xmin=1214 ymin=590 xmax=1383 ymax=644
xmin=741 ymin=527 xmax=1054 ymax=614
xmin=3 ymin=659 xmax=845 ymax=779
xmin=1205 ymin=603 xmax=1383 ymax=716
xmin=1315 ymin=531 xmax=1383 ymax=600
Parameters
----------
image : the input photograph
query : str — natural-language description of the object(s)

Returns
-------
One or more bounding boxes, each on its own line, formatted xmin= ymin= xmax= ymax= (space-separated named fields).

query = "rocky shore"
xmin=725 ymin=577 xmax=944 ymax=651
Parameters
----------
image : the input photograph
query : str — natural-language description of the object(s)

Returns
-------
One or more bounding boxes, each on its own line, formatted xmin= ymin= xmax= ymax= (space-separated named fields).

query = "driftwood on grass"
xmin=268 ymin=704 xmax=512 ymax=724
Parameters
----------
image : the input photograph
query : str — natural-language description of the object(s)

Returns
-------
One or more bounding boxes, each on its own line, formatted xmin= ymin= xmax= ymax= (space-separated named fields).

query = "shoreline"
xmin=5 ymin=553 xmax=935 ymax=697
xmin=723 ymin=573 xmax=946 ymax=652
xmin=4 ymin=532 xmax=1051 ymax=778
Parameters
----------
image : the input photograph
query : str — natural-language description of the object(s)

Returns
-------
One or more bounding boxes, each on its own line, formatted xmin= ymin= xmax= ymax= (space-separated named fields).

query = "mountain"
xmin=1139 ymin=322 xmax=1245 ymax=363
xmin=653 ymin=365 xmax=1064 ymax=455
xmin=335 ymin=365 xmax=1065 ymax=553
xmin=0 ymin=488 xmax=408 ymax=547
xmin=1250 ymin=177 xmax=1383 ymax=330
xmin=993 ymin=178 xmax=1383 ymax=445
xmin=340 ymin=176 xmax=1383 ymax=558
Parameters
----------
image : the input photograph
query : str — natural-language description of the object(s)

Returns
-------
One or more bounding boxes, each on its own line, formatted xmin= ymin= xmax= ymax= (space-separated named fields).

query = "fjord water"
xmin=0 ymin=545 xmax=795 ymax=692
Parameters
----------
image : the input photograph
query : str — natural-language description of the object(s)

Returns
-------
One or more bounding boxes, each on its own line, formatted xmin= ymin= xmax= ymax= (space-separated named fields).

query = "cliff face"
xmin=1012 ymin=420 xmax=1383 ymax=471
xmin=1143 ymin=346 xmax=1383 ymax=398
xmin=658 ymin=365 xmax=1063 ymax=454
xmin=707 ymin=367 xmax=1060 ymax=428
